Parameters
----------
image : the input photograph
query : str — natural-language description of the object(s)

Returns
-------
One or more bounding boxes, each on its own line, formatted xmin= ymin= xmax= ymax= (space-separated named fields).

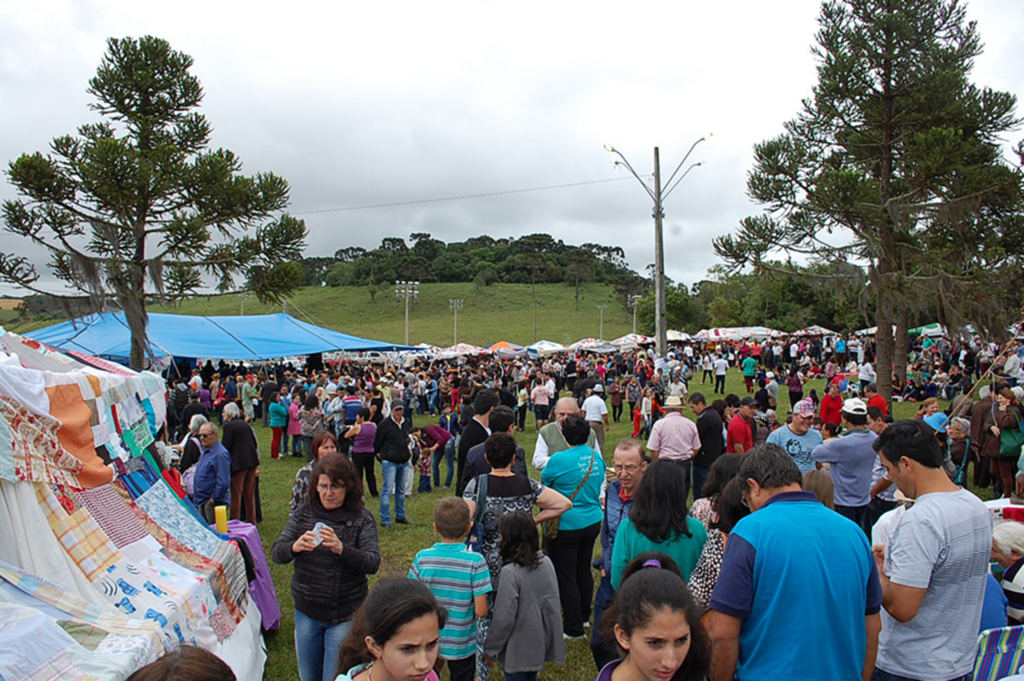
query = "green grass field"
xmin=4 ymin=283 xmax=637 ymax=349
xmin=250 ymin=369 xmax=986 ymax=681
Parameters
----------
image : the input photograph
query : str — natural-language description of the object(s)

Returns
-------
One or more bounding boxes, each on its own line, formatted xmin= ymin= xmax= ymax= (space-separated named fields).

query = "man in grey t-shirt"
xmin=871 ymin=420 xmax=992 ymax=681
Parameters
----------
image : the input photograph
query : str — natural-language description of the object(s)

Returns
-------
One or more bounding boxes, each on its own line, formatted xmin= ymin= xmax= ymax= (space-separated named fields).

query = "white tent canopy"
xmin=526 ymin=340 xmax=569 ymax=357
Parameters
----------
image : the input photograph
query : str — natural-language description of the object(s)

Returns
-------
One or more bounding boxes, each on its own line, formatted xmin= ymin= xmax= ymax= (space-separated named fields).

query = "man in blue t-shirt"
xmin=709 ymin=443 xmax=881 ymax=681
xmin=765 ymin=398 xmax=822 ymax=473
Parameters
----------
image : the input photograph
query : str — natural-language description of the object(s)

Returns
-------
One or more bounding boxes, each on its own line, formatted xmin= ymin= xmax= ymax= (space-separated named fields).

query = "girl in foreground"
xmin=596 ymin=553 xmax=711 ymax=681
xmin=334 ymin=577 xmax=447 ymax=681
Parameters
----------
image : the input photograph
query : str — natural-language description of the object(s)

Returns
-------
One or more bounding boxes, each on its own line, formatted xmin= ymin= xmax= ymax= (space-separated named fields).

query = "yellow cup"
xmin=215 ymin=505 xmax=228 ymax=533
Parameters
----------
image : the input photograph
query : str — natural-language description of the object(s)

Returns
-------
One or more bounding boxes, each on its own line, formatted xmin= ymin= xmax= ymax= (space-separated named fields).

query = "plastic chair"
xmin=974 ymin=625 xmax=1024 ymax=681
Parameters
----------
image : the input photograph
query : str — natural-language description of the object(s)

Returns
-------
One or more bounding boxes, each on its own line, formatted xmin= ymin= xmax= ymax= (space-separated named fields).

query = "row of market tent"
xmin=19 ymin=311 xmax=971 ymax=367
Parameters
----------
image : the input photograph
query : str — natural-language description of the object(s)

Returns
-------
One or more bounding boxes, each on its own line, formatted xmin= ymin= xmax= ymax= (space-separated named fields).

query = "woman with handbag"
xmin=991 ymin=387 xmax=1024 ymax=498
xmin=540 ymin=413 xmax=606 ymax=640
xmin=463 ymin=433 xmax=570 ymax=586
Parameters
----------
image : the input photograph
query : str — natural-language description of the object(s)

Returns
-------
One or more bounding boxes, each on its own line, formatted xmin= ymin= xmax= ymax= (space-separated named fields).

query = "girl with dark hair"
xmin=334 ymin=577 xmax=447 ymax=681
xmin=484 ymin=512 xmax=565 ymax=681
xmin=126 ymin=646 xmax=235 ymax=681
xmin=610 ymin=459 xmax=708 ymax=589
xmin=272 ymin=453 xmax=380 ymax=681
xmin=686 ymin=479 xmax=751 ymax=608
xmin=344 ymin=407 xmax=378 ymax=498
xmin=596 ymin=555 xmax=711 ymax=681
xmin=688 ymin=453 xmax=743 ymax=529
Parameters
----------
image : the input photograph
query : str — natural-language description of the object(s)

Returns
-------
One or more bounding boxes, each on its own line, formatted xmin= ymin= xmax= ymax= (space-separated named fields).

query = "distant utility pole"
xmin=605 ymin=135 xmax=710 ymax=357
xmin=449 ymin=298 xmax=463 ymax=345
xmin=628 ymin=294 xmax=642 ymax=335
xmin=235 ymin=292 xmax=252 ymax=315
xmin=395 ymin=280 xmax=419 ymax=346
xmin=597 ymin=305 xmax=608 ymax=339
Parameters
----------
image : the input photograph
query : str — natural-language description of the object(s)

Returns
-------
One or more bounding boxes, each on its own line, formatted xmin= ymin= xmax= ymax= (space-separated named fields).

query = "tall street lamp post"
xmin=395 ymin=280 xmax=419 ymax=346
xmin=628 ymin=294 xmax=642 ymax=335
xmin=597 ymin=305 xmax=608 ymax=339
xmin=605 ymin=135 xmax=710 ymax=357
xmin=449 ymin=298 xmax=463 ymax=345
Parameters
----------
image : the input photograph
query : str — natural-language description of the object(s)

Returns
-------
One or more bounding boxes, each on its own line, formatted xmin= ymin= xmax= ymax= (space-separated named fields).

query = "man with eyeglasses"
xmin=532 ymin=396 xmax=600 ymax=471
xmin=192 ymin=423 xmax=231 ymax=523
xmin=590 ymin=438 xmax=648 ymax=670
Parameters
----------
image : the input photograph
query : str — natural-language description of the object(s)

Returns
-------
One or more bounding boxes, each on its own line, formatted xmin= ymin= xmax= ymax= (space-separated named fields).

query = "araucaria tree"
xmin=1 ymin=36 xmax=307 ymax=369
xmin=714 ymin=0 xmax=1023 ymax=400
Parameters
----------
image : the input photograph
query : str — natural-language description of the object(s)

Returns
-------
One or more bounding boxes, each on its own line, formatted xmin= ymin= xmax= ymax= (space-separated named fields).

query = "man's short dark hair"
xmin=873 ymin=419 xmax=944 ymax=468
xmin=865 ymin=383 xmax=877 ymax=394
xmin=688 ymin=392 xmax=706 ymax=406
xmin=866 ymin=406 xmax=885 ymax=421
xmin=484 ymin=432 xmax=517 ymax=469
xmin=562 ymin=413 xmax=592 ymax=446
xmin=473 ymin=389 xmax=499 ymax=415
xmin=738 ymin=443 xmax=803 ymax=491
xmin=489 ymin=405 xmax=515 ymax=433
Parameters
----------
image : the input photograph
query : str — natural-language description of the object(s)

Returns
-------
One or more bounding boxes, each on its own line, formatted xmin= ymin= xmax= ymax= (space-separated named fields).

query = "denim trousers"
xmin=590 ymin=574 xmax=618 ymax=671
xmin=504 ymin=673 xmax=538 ymax=681
xmin=294 ymin=609 xmax=351 ymax=681
xmin=380 ymin=460 xmax=409 ymax=525
xmin=433 ymin=438 xmax=456 ymax=487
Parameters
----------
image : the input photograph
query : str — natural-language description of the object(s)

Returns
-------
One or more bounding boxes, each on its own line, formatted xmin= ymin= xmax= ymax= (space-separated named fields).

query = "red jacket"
xmin=867 ymin=393 xmax=889 ymax=416
xmin=820 ymin=393 xmax=844 ymax=425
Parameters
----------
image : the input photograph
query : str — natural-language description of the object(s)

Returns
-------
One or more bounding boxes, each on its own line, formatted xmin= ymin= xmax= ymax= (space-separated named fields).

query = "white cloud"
xmin=0 ymin=0 xmax=1020 ymax=296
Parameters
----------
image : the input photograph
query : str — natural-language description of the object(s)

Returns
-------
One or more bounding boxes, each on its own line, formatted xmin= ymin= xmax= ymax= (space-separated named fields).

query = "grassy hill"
xmin=136 ymin=282 xmax=638 ymax=348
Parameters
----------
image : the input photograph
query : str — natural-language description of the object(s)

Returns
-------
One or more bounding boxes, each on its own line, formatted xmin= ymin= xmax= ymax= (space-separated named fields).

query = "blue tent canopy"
xmin=28 ymin=312 xmax=412 ymax=360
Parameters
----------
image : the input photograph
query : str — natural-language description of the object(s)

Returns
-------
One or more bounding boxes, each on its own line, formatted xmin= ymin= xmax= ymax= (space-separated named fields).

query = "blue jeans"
xmin=504 ymin=673 xmax=538 ymax=681
xmin=433 ymin=439 xmax=456 ymax=487
xmin=380 ymin=460 xmax=408 ymax=525
xmin=294 ymin=609 xmax=351 ymax=681
xmin=590 ymin=574 xmax=617 ymax=671
xmin=871 ymin=669 xmax=969 ymax=681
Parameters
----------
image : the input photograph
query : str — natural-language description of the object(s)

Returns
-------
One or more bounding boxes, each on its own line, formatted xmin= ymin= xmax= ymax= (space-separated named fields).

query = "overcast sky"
xmin=1 ymin=0 xmax=1021 ymax=297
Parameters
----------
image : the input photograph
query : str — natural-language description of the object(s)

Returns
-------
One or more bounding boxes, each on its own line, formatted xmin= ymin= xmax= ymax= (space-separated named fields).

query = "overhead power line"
xmin=292 ymin=176 xmax=643 ymax=216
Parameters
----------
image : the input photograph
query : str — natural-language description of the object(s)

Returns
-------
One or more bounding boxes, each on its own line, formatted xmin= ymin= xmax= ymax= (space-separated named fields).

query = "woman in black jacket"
xmin=272 ymin=453 xmax=381 ymax=681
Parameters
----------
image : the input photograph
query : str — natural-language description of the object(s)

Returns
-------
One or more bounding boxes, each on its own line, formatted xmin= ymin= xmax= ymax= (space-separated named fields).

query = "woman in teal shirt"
xmin=540 ymin=413 xmax=606 ymax=639
xmin=611 ymin=458 xmax=707 ymax=589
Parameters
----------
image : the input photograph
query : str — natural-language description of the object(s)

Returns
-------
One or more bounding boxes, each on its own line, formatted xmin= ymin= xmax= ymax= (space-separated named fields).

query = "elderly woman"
xmin=946 ymin=417 xmax=971 ymax=485
xmin=272 ymin=453 xmax=380 ymax=681
xmin=993 ymin=522 xmax=1024 ymax=625
xmin=540 ymin=413 xmax=606 ymax=639
xmin=290 ymin=430 xmax=340 ymax=514
xmin=221 ymin=402 xmax=260 ymax=523
xmin=178 ymin=414 xmax=209 ymax=475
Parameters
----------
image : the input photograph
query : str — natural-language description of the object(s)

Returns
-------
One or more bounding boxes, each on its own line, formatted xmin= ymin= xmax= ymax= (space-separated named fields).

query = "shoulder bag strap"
xmin=473 ymin=474 xmax=488 ymax=524
xmin=567 ymin=452 xmax=596 ymax=503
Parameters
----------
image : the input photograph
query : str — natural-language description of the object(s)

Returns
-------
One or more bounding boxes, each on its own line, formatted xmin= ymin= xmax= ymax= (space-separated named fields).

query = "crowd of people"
xmin=151 ymin=332 xmax=1024 ymax=681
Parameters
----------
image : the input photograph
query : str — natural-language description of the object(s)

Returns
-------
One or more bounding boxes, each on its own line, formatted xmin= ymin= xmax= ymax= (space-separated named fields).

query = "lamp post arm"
xmin=663 ymin=162 xmax=703 ymax=200
xmin=662 ymin=136 xmax=708 ymax=192
xmin=607 ymin=148 xmax=657 ymax=203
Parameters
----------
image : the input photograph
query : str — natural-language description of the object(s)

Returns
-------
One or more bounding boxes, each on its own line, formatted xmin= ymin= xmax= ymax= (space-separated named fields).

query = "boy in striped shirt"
xmin=409 ymin=497 xmax=492 ymax=681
